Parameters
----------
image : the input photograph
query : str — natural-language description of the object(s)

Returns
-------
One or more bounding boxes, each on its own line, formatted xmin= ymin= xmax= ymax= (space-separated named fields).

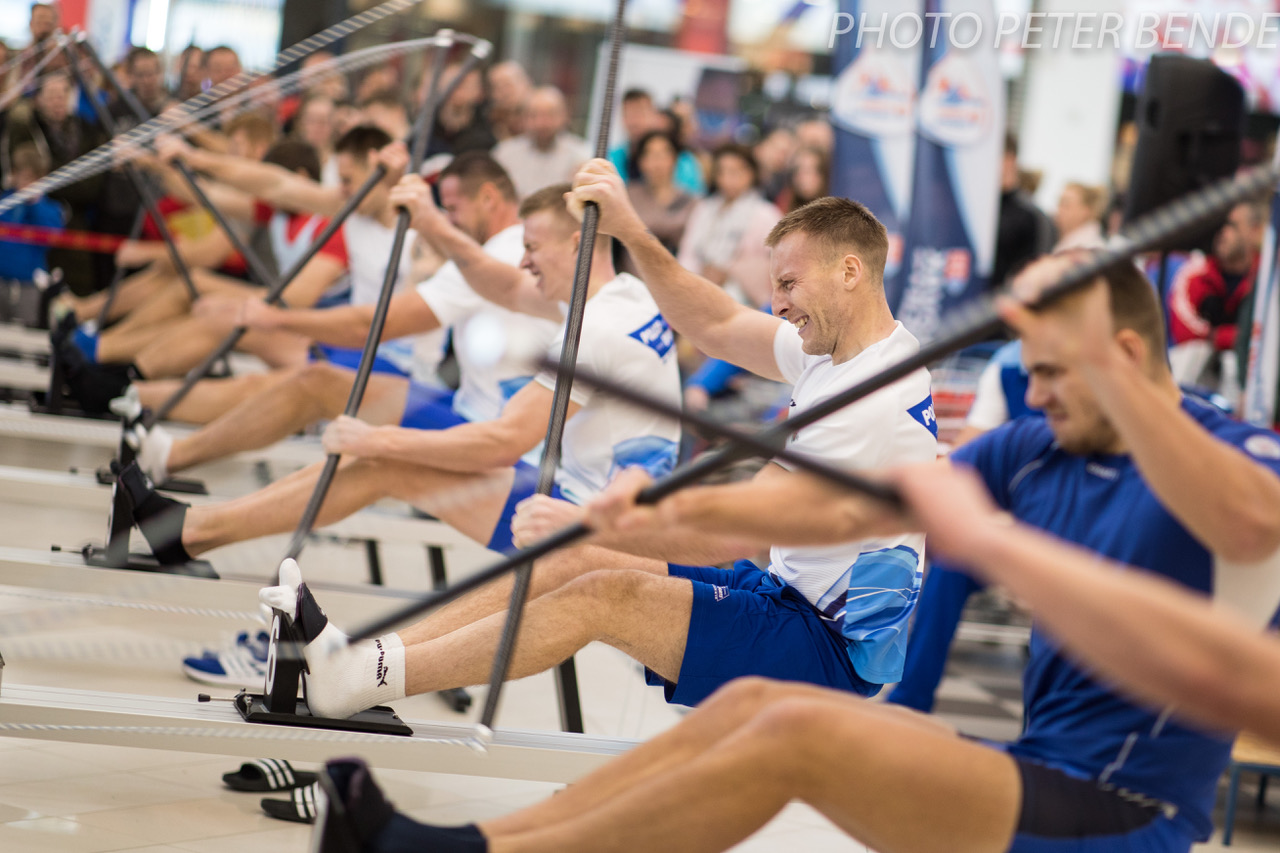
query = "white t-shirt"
xmin=342 ymin=213 xmax=442 ymax=379
xmin=533 ymin=273 xmax=682 ymax=503
xmin=415 ymin=224 xmax=560 ymax=422
xmin=770 ymin=320 xmax=938 ymax=682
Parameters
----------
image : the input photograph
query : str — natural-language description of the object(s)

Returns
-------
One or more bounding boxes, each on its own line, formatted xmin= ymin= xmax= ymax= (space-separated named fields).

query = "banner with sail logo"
xmin=829 ymin=0 xmax=922 ymax=288
xmin=894 ymin=0 xmax=1004 ymax=339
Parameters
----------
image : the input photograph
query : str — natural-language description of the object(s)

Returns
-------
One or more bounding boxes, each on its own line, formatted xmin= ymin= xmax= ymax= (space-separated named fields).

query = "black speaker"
xmin=1124 ymin=54 xmax=1245 ymax=252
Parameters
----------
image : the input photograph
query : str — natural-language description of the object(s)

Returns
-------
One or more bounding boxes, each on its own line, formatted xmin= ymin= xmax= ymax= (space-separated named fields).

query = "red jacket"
xmin=1167 ymin=253 xmax=1258 ymax=350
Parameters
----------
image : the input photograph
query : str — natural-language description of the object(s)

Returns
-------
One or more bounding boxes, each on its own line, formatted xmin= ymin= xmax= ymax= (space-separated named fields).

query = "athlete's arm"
xmin=571 ymin=159 xmax=785 ymax=381
xmin=156 ymin=134 xmax=343 ymax=217
xmin=150 ymin=160 xmax=257 ymax=223
xmin=388 ymin=173 xmax=560 ymax=321
xmin=244 ymin=289 xmax=440 ymax=348
xmin=896 ymin=462 xmax=1280 ymax=743
xmin=586 ymin=463 xmax=910 ymax=551
xmin=1001 ymin=284 xmax=1280 ymax=563
xmin=323 ymin=380 xmax=569 ymax=472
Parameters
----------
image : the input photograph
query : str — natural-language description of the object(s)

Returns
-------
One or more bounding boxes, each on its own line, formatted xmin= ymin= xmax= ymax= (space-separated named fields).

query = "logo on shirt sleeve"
xmin=908 ymin=395 xmax=938 ymax=439
xmin=1245 ymin=434 xmax=1280 ymax=460
xmin=628 ymin=313 xmax=674 ymax=359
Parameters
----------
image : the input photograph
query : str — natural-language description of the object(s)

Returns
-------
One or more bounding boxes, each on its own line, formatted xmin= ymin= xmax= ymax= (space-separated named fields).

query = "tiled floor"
xmin=1 ymin=430 xmax=1278 ymax=851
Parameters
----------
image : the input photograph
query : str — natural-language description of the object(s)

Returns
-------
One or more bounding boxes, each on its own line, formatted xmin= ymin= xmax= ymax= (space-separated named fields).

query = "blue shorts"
xmin=486 ymin=460 xmax=564 ymax=553
xmin=646 ymin=561 xmax=880 ymax=707
xmin=398 ymin=383 xmax=466 ymax=431
xmin=1000 ymin=753 xmax=1194 ymax=853
xmin=310 ymin=343 xmax=409 ymax=377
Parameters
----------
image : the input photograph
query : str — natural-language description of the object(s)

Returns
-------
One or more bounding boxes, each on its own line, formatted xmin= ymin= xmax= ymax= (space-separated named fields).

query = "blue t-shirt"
xmin=952 ymin=397 xmax=1280 ymax=840
xmin=0 ymin=191 xmax=64 ymax=281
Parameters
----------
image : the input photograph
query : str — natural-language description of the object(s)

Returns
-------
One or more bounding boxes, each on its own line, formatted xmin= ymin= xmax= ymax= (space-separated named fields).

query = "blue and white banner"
xmin=829 ymin=0 xmax=923 ymax=286
xmin=1243 ymin=154 xmax=1280 ymax=428
xmin=894 ymin=0 xmax=1004 ymax=340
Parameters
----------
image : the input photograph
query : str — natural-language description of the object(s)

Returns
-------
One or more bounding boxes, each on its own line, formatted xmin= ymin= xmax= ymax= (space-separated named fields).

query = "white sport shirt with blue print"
xmin=533 ymin=273 xmax=683 ymax=504
xmin=770 ymin=320 xmax=938 ymax=684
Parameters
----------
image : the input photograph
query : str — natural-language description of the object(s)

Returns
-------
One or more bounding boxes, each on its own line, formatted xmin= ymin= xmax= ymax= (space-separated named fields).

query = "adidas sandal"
xmin=222 ymin=758 xmax=317 ymax=793
xmin=261 ymin=780 xmax=321 ymax=824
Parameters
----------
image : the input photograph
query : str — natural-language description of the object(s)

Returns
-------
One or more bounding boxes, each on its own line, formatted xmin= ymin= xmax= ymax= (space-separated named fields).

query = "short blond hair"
xmin=765 ymin=196 xmax=889 ymax=281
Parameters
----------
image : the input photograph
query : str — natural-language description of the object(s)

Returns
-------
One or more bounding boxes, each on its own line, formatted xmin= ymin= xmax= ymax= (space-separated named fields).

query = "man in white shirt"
xmin=119 ymin=185 xmax=682 ymax=576
xmin=492 ymin=86 xmax=592 ymax=199
xmin=201 ymin=162 xmax=938 ymax=723
xmin=131 ymin=153 xmax=560 ymax=484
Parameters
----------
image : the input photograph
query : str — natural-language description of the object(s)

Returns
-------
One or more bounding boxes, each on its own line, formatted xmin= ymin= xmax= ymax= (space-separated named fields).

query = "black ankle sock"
xmin=118 ymin=462 xmax=193 ymax=564
xmin=373 ymin=816 xmax=487 ymax=853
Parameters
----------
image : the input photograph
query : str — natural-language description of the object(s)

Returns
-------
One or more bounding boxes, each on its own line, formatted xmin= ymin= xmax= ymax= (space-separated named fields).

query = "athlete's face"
xmin=337 ymin=152 xmax=385 ymax=217
xmin=520 ymin=210 xmax=576 ymax=301
xmin=1015 ymin=258 xmax=1122 ymax=456
xmin=438 ymin=176 xmax=488 ymax=244
xmin=770 ymin=232 xmax=852 ymax=358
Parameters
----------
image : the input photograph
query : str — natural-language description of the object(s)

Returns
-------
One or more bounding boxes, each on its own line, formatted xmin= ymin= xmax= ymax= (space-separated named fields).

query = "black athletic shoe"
xmin=58 ymin=340 xmax=133 ymax=415
xmin=118 ymin=461 xmax=193 ymax=565
xmin=313 ymin=758 xmax=394 ymax=853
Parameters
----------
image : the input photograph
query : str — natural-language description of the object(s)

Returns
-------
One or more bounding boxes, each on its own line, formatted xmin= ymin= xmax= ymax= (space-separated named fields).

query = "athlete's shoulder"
xmin=953 ymin=414 xmax=1055 ymax=470
xmin=1185 ymin=397 xmax=1280 ymax=464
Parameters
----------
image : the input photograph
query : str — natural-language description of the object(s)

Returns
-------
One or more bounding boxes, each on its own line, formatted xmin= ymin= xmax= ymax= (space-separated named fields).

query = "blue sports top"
xmin=952 ymin=397 xmax=1280 ymax=840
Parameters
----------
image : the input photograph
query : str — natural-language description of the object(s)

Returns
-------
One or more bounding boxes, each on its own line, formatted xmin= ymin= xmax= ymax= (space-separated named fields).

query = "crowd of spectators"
xmin=0 ymin=1 xmax=1269 ymax=417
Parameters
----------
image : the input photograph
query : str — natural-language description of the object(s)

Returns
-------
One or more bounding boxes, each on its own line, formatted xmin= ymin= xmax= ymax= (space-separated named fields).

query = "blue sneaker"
xmin=182 ymin=630 xmax=270 ymax=688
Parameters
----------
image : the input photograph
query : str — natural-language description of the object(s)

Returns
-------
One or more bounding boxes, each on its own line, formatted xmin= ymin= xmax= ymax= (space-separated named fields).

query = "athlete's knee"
xmin=532 ymin=546 xmax=600 ymax=588
xmin=560 ymin=568 xmax=654 ymax=609
xmin=705 ymin=676 xmax=781 ymax=709
xmin=744 ymin=696 xmax=853 ymax=790
xmin=294 ymin=363 xmax=351 ymax=409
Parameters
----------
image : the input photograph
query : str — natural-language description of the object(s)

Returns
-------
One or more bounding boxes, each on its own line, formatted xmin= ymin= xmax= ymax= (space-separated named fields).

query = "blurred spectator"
xmin=992 ymin=134 xmax=1055 ymax=292
xmin=278 ymin=50 xmax=347 ymax=126
xmin=293 ymin=94 xmax=339 ymax=186
xmin=776 ymin=145 xmax=828 ymax=213
xmin=359 ymin=90 xmax=409 ymax=142
xmin=355 ymin=65 xmax=399 ymax=105
xmin=425 ymin=62 xmax=495 ymax=158
xmin=608 ymin=88 xmax=705 ymax=196
xmin=205 ymin=46 xmax=242 ymax=89
xmin=3 ymin=71 xmax=107 ymax=293
xmin=17 ymin=3 xmax=61 ymax=95
xmin=1052 ymin=181 xmax=1105 ymax=250
xmin=677 ymin=143 xmax=780 ymax=306
xmin=0 ymin=142 xmax=63 ymax=283
xmin=110 ymin=47 xmax=170 ymax=125
xmin=487 ymin=60 xmax=532 ymax=141
xmin=29 ymin=3 xmax=58 ymax=44
xmin=794 ymin=117 xmax=833 ymax=155
xmin=172 ymin=45 xmax=204 ymax=100
xmin=624 ymin=130 xmax=694 ymax=257
xmin=101 ymin=47 xmax=173 ymax=281
xmin=492 ymin=86 xmax=590 ymax=199
xmin=332 ymin=99 xmax=365 ymax=138
xmin=754 ymin=126 xmax=796 ymax=204
xmin=1168 ymin=200 xmax=1265 ymax=390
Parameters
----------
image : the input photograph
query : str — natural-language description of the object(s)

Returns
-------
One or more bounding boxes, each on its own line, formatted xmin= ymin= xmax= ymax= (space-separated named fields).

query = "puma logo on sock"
xmin=374 ymin=639 xmax=388 ymax=688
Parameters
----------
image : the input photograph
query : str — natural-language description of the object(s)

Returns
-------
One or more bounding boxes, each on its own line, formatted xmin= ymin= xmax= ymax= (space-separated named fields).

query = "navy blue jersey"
xmin=952 ymin=397 xmax=1280 ymax=840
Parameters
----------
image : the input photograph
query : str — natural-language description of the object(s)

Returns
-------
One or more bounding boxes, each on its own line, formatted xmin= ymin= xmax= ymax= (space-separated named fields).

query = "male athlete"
xmin=127 ymin=153 xmax=560 ymax=485
xmin=229 ymin=160 xmax=938 ymax=722
xmin=120 ymin=185 xmax=682 ymax=567
xmin=311 ymin=253 xmax=1280 ymax=853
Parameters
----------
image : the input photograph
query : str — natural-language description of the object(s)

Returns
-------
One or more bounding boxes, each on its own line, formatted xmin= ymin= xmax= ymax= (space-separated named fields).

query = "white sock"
xmin=137 ymin=424 xmax=173 ymax=485
xmin=303 ymin=625 xmax=406 ymax=719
